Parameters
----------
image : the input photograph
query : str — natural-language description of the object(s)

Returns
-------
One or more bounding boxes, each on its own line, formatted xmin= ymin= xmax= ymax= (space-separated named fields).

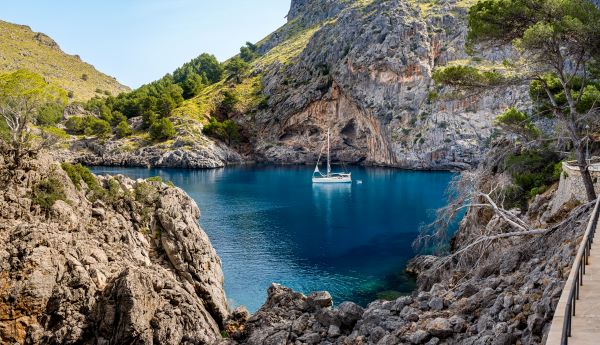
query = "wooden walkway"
xmin=547 ymin=198 xmax=600 ymax=345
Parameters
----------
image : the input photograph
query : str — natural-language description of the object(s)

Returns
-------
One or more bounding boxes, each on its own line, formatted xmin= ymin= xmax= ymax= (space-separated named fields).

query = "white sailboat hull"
xmin=312 ymin=174 xmax=352 ymax=183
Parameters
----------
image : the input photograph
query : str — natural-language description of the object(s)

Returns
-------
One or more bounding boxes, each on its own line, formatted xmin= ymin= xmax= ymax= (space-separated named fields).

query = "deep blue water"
xmin=91 ymin=165 xmax=455 ymax=312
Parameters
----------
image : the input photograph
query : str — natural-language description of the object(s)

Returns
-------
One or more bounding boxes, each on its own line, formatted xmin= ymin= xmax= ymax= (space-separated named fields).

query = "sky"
xmin=2 ymin=0 xmax=290 ymax=88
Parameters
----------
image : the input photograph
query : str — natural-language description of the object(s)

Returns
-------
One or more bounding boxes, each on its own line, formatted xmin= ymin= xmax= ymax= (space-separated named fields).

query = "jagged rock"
xmin=0 ymin=154 xmax=227 ymax=344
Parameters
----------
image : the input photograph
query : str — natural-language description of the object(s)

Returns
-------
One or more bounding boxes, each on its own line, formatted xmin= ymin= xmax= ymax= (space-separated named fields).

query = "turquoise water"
xmin=91 ymin=165 xmax=455 ymax=312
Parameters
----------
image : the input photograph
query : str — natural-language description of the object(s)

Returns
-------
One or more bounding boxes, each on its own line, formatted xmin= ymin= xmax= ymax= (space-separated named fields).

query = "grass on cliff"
xmin=0 ymin=20 xmax=129 ymax=101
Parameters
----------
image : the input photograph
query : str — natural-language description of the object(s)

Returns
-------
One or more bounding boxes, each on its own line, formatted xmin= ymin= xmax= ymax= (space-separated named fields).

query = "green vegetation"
xmin=0 ymin=20 xmax=129 ymax=101
xmin=149 ymin=118 xmax=176 ymax=141
xmin=31 ymin=176 xmax=66 ymax=212
xmin=501 ymin=149 xmax=562 ymax=210
xmin=202 ymin=118 xmax=240 ymax=145
xmin=115 ymin=120 xmax=132 ymax=138
xmin=436 ymin=0 xmax=600 ymax=202
xmin=65 ymin=115 xmax=111 ymax=138
xmin=61 ymin=162 xmax=101 ymax=193
xmin=134 ymin=181 xmax=159 ymax=205
xmin=0 ymin=69 xmax=67 ymax=168
xmin=494 ymin=107 xmax=540 ymax=139
xmin=36 ymin=102 xmax=64 ymax=125
xmin=432 ymin=65 xmax=504 ymax=87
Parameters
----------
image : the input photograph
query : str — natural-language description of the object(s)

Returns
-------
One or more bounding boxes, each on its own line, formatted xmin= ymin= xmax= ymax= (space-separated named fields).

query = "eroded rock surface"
xmin=0 ymin=155 xmax=228 ymax=344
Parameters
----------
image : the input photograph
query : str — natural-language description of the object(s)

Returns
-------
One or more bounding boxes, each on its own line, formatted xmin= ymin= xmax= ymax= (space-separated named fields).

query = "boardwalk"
xmin=547 ymin=198 xmax=600 ymax=345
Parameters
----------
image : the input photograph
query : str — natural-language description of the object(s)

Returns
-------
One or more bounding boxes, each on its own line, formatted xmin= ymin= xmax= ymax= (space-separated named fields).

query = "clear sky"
xmin=2 ymin=0 xmax=290 ymax=88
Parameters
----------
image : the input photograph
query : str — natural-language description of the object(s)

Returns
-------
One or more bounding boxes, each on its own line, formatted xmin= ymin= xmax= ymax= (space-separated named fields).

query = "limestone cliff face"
xmin=0 ymin=155 xmax=228 ymax=344
xmin=245 ymin=0 xmax=529 ymax=169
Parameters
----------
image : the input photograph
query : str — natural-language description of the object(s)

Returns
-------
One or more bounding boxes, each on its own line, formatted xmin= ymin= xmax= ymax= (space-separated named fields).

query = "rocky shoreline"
xmin=0 ymin=151 xmax=589 ymax=345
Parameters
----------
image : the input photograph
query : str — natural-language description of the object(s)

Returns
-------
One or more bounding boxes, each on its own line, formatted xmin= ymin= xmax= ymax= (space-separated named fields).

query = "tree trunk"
xmin=575 ymin=143 xmax=597 ymax=201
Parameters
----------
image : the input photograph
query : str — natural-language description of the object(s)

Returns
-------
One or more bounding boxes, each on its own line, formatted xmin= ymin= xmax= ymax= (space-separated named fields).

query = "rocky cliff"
xmin=237 ymin=0 xmax=528 ymax=169
xmin=0 ymin=154 xmax=228 ymax=344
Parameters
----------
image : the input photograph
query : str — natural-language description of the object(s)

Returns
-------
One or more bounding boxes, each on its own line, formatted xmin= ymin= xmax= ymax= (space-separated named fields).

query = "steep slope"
xmin=0 ymin=154 xmax=228 ymax=344
xmin=0 ymin=20 xmax=129 ymax=101
xmin=179 ymin=0 xmax=528 ymax=169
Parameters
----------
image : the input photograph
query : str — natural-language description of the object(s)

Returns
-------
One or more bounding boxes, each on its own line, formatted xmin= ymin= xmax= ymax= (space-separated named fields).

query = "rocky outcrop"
xmin=243 ymin=0 xmax=530 ymax=169
xmin=0 ymin=154 xmax=228 ymax=344
xmin=220 ymin=191 xmax=592 ymax=345
xmin=70 ymin=137 xmax=243 ymax=169
xmin=61 ymin=116 xmax=245 ymax=169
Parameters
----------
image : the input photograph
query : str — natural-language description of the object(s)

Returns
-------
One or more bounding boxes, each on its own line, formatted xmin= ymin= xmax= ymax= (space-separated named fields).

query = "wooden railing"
xmin=546 ymin=197 xmax=600 ymax=345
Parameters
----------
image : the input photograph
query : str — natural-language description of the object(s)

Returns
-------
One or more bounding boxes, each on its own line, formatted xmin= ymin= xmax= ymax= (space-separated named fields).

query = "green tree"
xmin=218 ymin=90 xmax=239 ymax=116
xmin=36 ymin=102 xmax=65 ymax=126
xmin=150 ymin=118 xmax=176 ymax=141
xmin=0 ymin=70 xmax=67 ymax=168
xmin=224 ymin=57 xmax=249 ymax=83
xmin=240 ymin=41 xmax=258 ymax=62
xmin=115 ymin=120 xmax=132 ymax=138
xmin=440 ymin=0 xmax=600 ymax=201
xmin=181 ymin=72 xmax=204 ymax=99
xmin=202 ymin=118 xmax=240 ymax=145
xmin=142 ymin=111 xmax=158 ymax=129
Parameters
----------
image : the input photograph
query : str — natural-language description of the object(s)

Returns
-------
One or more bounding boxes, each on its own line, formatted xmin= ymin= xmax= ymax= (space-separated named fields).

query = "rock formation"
xmin=243 ymin=0 xmax=530 ymax=169
xmin=0 ymin=154 xmax=228 ymax=344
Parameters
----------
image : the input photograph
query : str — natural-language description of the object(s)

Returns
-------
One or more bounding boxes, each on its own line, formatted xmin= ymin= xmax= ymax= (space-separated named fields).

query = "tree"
xmin=150 ymin=118 xmax=176 ymax=141
xmin=0 ymin=70 xmax=66 ymax=168
xmin=240 ymin=41 xmax=259 ymax=62
xmin=224 ymin=57 xmax=249 ymax=83
xmin=115 ymin=120 xmax=132 ymax=138
xmin=36 ymin=102 xmax=65 ymax=126
xmin=202 ymin=118 xmax=240 ymax=145
xmin=464 ymin=0 xmax=600 ymax=201
xmin=181 ymin=72 xmax=204 ymax=99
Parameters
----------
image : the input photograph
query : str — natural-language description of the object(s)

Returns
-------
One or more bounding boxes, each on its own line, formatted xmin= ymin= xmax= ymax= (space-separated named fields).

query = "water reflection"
xmin=91 ymin=165 xmax=455 ymax=311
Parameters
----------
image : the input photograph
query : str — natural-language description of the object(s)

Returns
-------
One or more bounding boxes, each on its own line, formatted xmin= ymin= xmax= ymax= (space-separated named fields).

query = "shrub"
xmin=61 ymin=162 xmax=103 ymax=197
xmin=115 ymin=120 xmax=132 ymax=138
xmin=146 ymin=176 xmax=163 ymax=182
xmin=32 ymin=177 xmax=66 ymax=212
xmin=81 ymin=74 xmax=89 ymax=81
xmin=149 ymin=118 xmax=176 ymax=141
xmin=65 ymin=116 xmax=85 ymax=133
xmin=432 ymin=65 xmax=503 ymax=87
xmin=502 ymin=150 xmax=562 ymax=210
xmin=36 ymin=103 xmax=64 ymax=125
xmin=134 ymin=181 xmax=158 ymax=204
xmin=202 ymin=118 xmax=240 ymax=145
xmin=42 ymin=126 xmax=69 ymax=140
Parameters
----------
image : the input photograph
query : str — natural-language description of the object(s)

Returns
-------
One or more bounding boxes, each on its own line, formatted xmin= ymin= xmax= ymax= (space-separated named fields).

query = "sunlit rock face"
xmin=0 ymin=155 xmax=228 ymax=344
xmin=246 ymin=0 xmax=530 ymax=170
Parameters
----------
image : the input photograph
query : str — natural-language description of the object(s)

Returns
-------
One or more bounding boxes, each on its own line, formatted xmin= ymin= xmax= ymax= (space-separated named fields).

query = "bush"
xmin=65 ymin=116 xmax=85 ymax=134
xmin=36 ymin=103 xmax=64 ymax=126
xmin=61 ymin=162 xmax=102 ymax=195
xmin=115 ymin=120 xmax=132 ymax=138
xmin=134 ymin=181 xmax=158 ymax=204
xmin=502 ymin=150 xmax=562 ymax=210
xmin=81 ymin=74 xmax=88 ymax=81
xmin=65 ymin=116 xmax=111 ymax=138
xmin=32 ymin=177 xmax=66 ymax=212
xmin=42 ymin=126 xmax=69 ymax=140
xmin=202 ymin=118 xmax=240 ymax=145
xmin=149 ymin=118 xmax=176 ymax=141
xmin=432 ymin=65 xmax=503 ymax=87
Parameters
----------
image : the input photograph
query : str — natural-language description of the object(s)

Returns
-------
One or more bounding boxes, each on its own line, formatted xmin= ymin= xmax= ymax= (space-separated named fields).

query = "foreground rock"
xmin=0 ymin=154 xmax=228 ymax=344
xmin=221 ymin=198 xmax=591 ymax=344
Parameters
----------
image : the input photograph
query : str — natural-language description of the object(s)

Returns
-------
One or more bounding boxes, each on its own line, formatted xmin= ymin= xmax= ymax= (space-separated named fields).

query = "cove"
xmin=91 ymin=165 xmax=455 ymax=312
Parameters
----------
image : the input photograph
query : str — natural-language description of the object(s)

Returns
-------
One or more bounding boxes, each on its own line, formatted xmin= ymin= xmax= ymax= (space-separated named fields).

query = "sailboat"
xmin=312 ymin=128 xmax=352 ymax=183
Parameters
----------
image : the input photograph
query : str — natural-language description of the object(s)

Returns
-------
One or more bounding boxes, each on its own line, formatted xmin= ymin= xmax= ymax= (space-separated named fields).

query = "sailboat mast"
xmin=327 ymin=128 xmax=331 ymax=175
